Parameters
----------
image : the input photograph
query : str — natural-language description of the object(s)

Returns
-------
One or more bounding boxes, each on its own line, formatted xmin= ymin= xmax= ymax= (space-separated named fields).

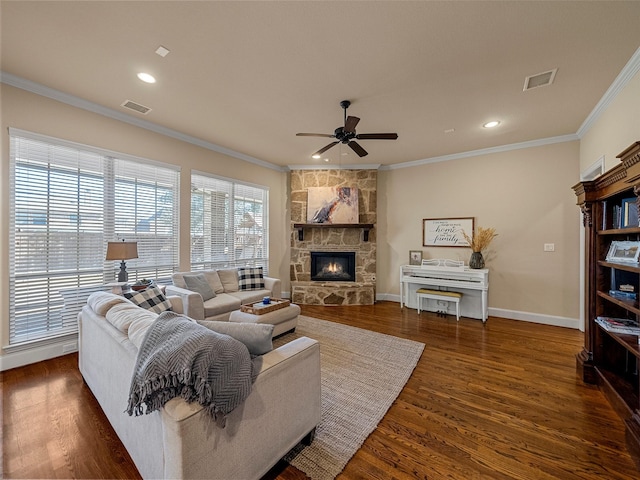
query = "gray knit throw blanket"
xmin=126 ymin=311 xmax=253 ymax=426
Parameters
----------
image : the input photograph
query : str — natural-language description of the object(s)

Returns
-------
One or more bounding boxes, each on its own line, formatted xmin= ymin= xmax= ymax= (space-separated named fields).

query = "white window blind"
xmin=8 ymin=130 xmax=179 ymax=346
xmin=191 ymin=171 xmax=268 ymax=272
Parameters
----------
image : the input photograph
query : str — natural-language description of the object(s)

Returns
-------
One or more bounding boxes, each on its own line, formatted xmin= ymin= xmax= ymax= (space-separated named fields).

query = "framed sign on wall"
xmin=423 ymin=217 xmax=474 ymax=247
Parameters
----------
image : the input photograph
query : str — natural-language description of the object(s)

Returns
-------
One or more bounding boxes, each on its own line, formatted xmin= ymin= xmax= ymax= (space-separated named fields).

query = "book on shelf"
xmin=622 ymin=197 xmax=639 ymax=228
xmin=595 ymin=316 xmax=640 ymax=336
xmin=613 ymin=205 xmax=622 ymax=229
xmin=609 ymin=289 xmax=638 ymax=300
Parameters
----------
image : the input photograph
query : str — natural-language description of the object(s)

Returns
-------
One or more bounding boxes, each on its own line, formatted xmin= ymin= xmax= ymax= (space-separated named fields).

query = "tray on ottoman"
xmin=240 ymin=298 xmax=290 ymax=315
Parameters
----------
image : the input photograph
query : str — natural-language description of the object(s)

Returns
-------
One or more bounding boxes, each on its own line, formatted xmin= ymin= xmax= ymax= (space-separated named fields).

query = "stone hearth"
xmin=290 ymin=169 xmax=376 ymax=305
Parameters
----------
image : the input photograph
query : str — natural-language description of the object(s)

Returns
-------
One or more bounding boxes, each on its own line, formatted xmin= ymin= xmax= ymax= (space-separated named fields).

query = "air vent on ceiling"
xmin=121 ymin=100 xmax=152 ymax=115
xmin=523 ymin=68 xmax=557 ymax=91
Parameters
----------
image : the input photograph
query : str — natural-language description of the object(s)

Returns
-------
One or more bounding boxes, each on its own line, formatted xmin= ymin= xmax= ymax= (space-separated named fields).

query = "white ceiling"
xmin=2 ymin=1 xmax=640 ymax=170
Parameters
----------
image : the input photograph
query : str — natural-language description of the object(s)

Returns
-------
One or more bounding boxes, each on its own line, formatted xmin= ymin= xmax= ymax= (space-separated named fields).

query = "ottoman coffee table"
xmin=229 ymin=299 xmax=300 ymax=337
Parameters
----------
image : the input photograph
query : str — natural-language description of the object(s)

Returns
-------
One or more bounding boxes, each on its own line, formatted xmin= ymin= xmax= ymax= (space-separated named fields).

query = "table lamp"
xmin=105 ymin=240 xmax=138 ymax=282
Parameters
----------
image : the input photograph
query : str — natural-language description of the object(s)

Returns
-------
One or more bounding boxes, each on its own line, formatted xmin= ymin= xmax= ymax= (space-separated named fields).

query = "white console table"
xmin=400 ymin=263 xmax=489 ymax=322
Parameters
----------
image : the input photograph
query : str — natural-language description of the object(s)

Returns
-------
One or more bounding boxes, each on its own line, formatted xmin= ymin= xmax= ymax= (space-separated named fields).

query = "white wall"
xmin=377 ymin=141 xmax=581 ymax=326
xmin=580 ymin=69 xmax=640 ymax=171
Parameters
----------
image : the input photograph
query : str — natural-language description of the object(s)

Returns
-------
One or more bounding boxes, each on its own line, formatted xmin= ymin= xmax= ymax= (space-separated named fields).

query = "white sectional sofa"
xmin=166 ymin=268 xmax=282 ymax=321
xmin=78 ymin=292 xmax=321 ymax=480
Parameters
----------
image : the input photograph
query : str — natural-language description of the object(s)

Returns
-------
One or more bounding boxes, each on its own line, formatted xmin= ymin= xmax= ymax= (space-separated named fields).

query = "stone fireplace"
xmin=290 ymin=169 xmax=376 ymax=305
xmin=310 ymin=251 xmax=356 ymax=282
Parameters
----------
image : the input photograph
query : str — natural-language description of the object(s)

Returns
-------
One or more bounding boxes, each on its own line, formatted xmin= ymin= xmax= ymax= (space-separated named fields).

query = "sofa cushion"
xmin=183 ymin=273 xmax=216 ymax=301
xmin=217 ymin=268 xmax=239 ymax=292
xmin=128 ymin=316 xmax=159 ymax=350
xmin=238 ymin=267 xmax=265 ymax=291
xmin=198 ymin=320 xmax=274 ymax=355
xmin=87 ymin=291 xmax=131 ymax=316
xmin=229 ymin=289 xmax=272 ymax=305
xmin=125 ymin=287 xmax=172 ymax=314
xmin=203 ymin=293 xmax=242 ymax=318
xmin=106 ymin=302 xmax=157 ymax=335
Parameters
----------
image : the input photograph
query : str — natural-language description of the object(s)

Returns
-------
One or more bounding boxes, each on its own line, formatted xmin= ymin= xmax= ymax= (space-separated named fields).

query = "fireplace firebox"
xmin=310 ymin=252 xmax=356 ymax=282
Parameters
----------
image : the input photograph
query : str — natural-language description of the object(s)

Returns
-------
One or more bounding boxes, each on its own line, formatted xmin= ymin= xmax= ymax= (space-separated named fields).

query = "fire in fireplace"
xmin=310 ymin=252 xmax=356 ymax=282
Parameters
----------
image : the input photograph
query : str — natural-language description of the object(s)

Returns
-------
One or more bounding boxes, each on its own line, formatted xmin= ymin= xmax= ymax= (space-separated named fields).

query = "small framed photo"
xmin=409 ymin=250 xmax=423 ymax=265
xmin=606 ymin=241 xmax=640 ymax=264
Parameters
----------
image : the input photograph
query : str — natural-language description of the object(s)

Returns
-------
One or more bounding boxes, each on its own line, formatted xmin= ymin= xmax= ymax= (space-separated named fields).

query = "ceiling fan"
xmin=296 ymin=100 xmax=398 ymax=158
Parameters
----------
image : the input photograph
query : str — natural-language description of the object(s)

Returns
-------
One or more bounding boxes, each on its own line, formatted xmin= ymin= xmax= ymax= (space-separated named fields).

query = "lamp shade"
xmin=105 ymin=241 xmax=138 ymax=261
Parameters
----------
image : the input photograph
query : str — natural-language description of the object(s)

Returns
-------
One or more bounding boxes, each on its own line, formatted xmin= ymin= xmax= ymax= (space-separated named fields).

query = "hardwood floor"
xmin=3 ymin=301 xmax=639 ymax=479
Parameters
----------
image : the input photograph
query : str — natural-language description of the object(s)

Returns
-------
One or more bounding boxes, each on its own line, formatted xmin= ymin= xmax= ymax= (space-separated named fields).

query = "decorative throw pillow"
xmin=198 ymin=320 xmax=274 ymax=355
xmin=217 ymin=268 xmax=240 ymax=292
xmin=183 ymin=273 xmax=216 ymax=301
xmin=124 ymin=286 xmax=172 ymax=314
xmin=238 ymin=267 xmax=265 ymax=291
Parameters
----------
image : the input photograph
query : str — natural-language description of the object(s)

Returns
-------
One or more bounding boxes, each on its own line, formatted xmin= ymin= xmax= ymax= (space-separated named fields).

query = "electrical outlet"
xmin=544 ymin=243 xmax=555 ymax=252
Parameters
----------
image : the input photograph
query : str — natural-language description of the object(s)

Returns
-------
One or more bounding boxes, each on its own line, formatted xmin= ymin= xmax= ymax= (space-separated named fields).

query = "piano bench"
xmin=416 ymin=289 xmax=462 ymax=321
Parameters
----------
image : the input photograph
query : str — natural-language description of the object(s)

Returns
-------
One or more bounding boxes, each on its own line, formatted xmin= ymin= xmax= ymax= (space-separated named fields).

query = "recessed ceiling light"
xmin=324 ymin=158 xmax=330 ymax=162
xmin=137 ymin=72 xmax=156 ymax=84
xmin=312 ymin=154 xmax=321 ymax=159
xmin=483 ymin=121 xmax=500 ymax=128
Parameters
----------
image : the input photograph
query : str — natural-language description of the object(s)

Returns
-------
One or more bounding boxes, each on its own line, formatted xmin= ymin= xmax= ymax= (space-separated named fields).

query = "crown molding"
xmin=577 ymin=45 xmax=640 ymax=138
xmin=0 ymin=71 xmax=287 ymax=173
xmin=380 ymin=134 xmax=579 ymax=171
xmin=287 ymin=163 xmax=381 ymax=171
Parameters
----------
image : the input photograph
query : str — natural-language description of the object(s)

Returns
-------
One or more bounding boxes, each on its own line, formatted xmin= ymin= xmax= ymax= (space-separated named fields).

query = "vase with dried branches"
xmin=462 ymin=226 xmax=498 ymax=269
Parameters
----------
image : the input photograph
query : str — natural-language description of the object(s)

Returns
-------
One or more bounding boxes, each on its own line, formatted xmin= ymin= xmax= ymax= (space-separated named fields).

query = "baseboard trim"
xmin=488 ymin=307 xmax=579 ymax=329
xmin=1 ymin=337 xmax=78 ymax=372
xmin=376 ymin=294 xmax=580 ymax=329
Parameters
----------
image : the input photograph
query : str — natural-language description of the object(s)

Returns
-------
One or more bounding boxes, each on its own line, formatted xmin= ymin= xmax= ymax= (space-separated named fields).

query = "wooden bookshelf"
xmin=574 ymin=140 xmax=640 ymax=467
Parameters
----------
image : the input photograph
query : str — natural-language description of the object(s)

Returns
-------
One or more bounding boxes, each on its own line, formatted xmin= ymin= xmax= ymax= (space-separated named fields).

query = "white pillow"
xmin=87 ymin=291 xmax=131 ymax=316
xmin=105 ymin=302 xmax=156 ymax=334
xmin=217 ymin=268 xmax=240 ymax=292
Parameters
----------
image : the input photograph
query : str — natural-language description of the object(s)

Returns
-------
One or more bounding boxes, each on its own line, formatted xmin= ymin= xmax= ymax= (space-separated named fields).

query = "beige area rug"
xmin=273 ymin=315 xmax=425 ymax=480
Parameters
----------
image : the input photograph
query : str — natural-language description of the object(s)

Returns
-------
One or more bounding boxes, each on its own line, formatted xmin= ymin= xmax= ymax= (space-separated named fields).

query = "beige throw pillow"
xmin=217 ymin=268 xmax=239 ymax=292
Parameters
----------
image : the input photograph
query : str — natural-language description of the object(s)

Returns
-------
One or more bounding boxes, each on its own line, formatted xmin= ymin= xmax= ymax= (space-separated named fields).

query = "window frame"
xmin=190 ymin=170 xmax=269 ymax=274
xmin=7 ymin=128 xmax=180 ymax=348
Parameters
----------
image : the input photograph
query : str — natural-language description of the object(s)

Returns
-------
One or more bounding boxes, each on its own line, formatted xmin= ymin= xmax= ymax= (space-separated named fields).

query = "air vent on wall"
xmin=523 ymin=68 xmax=557 ymax=91
xmin=121 ymin=100 xmax=152 ymax=115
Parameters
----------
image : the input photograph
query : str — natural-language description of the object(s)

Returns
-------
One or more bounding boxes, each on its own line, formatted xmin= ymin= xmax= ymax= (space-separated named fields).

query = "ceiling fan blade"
xmin=313 ymin=141 xmax=339 ymax=156
xmin=348 ymin=141 xmax=368 ymax=157
xmin=344 ymin=116 xmax=360 ymax=133
xmin=355 ymin=133 xmax=398 ymax=140
xmin=296 ymin=133 xmax=334 ymax=137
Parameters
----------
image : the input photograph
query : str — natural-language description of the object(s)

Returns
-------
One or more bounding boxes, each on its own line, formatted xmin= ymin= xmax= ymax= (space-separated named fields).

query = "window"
xmin=8 ymin=129 xmax=180 ymax=346
xmin=191 ymin=171 xmax=268 ymax=272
